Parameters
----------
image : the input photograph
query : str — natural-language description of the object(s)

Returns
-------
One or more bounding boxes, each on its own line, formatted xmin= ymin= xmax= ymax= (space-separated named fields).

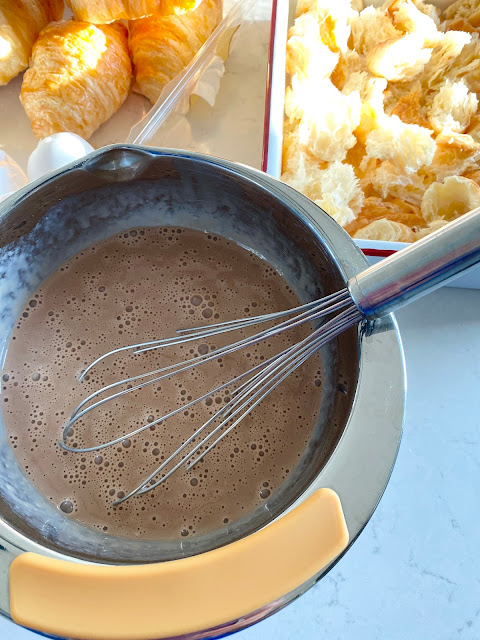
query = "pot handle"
xmin=10 ymin=489 xmax=348 ymax=640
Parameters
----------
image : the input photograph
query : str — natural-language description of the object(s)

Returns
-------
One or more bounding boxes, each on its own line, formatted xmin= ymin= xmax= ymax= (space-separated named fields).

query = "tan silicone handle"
xmin=10 ymin=488 xmax=348 ymax=640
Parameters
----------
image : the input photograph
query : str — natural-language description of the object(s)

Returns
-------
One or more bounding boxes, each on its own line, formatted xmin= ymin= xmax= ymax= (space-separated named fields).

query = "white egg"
xmin=27 ymin=133 xmax=94 ymax=182
xmin=0 ymin=151 xmax=28 ymax=200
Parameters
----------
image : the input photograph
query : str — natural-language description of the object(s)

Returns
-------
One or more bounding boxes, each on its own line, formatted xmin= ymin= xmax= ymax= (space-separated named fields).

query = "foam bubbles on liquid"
xmin=2 ymin=227 xmax=322 ymax=540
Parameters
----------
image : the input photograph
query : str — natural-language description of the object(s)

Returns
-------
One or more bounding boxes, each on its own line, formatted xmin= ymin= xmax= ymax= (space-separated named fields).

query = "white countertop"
xmin=1 ymin=2 xmax=479 ymax=639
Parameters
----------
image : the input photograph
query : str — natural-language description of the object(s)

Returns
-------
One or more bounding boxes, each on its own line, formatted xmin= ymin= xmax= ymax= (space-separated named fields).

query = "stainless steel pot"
xmin=0 ymin=145 xmax=405 ymax=640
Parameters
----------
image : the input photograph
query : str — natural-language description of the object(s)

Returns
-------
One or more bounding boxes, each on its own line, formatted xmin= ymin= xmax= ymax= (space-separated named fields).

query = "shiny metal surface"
xmin=0 ymin=146 xmax=406 ymax=639
xmin=349 ymin=206 xmax=480 ymax=319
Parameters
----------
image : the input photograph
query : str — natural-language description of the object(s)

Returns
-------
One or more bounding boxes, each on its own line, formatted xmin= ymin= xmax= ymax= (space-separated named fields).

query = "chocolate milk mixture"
xmin=2 ymin=228 xmax=321 ymax=539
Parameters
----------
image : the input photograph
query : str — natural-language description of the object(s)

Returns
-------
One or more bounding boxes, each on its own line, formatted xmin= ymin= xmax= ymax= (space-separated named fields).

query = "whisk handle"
xmin=348 ymin=206 xmax=480 ymax=319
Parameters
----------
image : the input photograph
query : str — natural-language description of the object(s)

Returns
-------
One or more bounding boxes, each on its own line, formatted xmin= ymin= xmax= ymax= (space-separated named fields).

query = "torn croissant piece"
xmin=421 ymin=175 xmax=480 ymax=222
xmin=367 ymin=33 xmax=433 ymax=82
xmin=359 ymin=160 xmax=379 ymax=196
xmin=443 ymin=0 xmax=480 ymax=29
xmin=365 ymin=114 xmax=436 ymax=175
xmin=428 ymin=79 xmax=478 ymax=133
xmin=314 ymin=160 xmax=364 ymax=227
xmin=345 ymin=141 xmax=378 ymax=191
xmin=300 ymin=87 xmax=361 ymax=161
xmin=428 ymin=131 xmax=480 ymax=180
xmin=350 ymin=6 xmax=402 ymax=55
xmin=442 ymin=17 xmax=480 ymax=32
xmin=330 ymin=49 xmax=365 ymax=90
xmin=20 ymin=21 xmax=132 ymax=140
xmin=462 ymin=167 xmax=480 ymax=186
xmin=466 ymin=114 xmax=480 ymax=142
xmin=0 ymin=0 xmax=64 ymax=86
xmin=415 ymin=219 xmax=449 ymax=239
xmin=387 ymin=81 xmax=431 ymax=128
xmin=294 ymin=0 xmax=356 ymax=53
xmin=281 ymin=0 xmax=480 ymax=242
xmin=370 ymin=160 xmax=427 ymax=205
xmin=281 ymin=132 xmax=327 ymax=201
xmin=421 ymin=30 xmax=472 ymax=90
xmin=411 ymin=0 xmax=441 ymax=25
xmin=344 ymin=196 xmax=424 ymax=237
xmin=427 ymin=32 xmax=480 ymax=92
xmin=286 ymin=12 xmax=339 ymax=79
xmin=342 ymin=71 xmax=388 ymax=142
xmin=345 ymin=140 xmax=367 ymax=170
xmin=130 ymin=0 xmax=223 ymax=104
xmin=65 ymin=0 xmax=197 ymax=23
xmin=386 ymin=0 xmax=439 ymax=43
xmin=285 ymin=78 xmax=361 ymax=162
xmin=353 ymin=218 xmax=416 ymax=242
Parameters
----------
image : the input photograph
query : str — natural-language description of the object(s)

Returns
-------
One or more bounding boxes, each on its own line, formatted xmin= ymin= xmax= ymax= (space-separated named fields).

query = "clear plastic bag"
xmin=0 ymin=0 xmax=273 ymax=174
xmin=127 ymin=0 xmax=273 ymax=169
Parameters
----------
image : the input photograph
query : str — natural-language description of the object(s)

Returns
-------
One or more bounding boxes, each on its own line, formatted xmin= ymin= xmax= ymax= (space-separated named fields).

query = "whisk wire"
xmin=188 ymin=335 xmax=329 ymax=470
xmin=78 ymin=293 xmax=347 ymax=379
xmin=65 ymin=290 xmax=350 ymax=432
xmin=116 ymin=336 xmax=315 ymax=503
xmin=60 ymin=345 xmax=296 ymax=453
xmin=187 ymin=305 xmax=363 ymax=469
xmin=114 ymin=339 xmax=315 ymax=503
xmin=134 ymin=290 xmax=351 ymax=354
xmin=65 ymin=289 xmax=361 ymax=504
xmin=115 ymin=305 xmax=362 ymax=504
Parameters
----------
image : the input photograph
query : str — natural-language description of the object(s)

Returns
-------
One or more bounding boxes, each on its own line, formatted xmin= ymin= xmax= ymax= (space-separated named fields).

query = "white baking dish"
xmin=262 ymin=0 xmax=480 ymax=289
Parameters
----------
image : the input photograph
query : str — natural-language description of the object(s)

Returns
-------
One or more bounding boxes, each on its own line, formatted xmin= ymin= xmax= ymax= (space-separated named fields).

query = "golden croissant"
xmin=20 ymin=20 xmax=132 ymax=141
xmin=65 ymin=0 xmax=197 ymax=23
xmin=130 ymin=0 xmax=223 ymax=104
xmin=0 ymin=0 xmax=64 ymax=86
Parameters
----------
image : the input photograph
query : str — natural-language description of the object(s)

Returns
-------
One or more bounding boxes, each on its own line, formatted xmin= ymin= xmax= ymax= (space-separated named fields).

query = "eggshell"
xmin=27 ymin=133 xmax=94 ymax=182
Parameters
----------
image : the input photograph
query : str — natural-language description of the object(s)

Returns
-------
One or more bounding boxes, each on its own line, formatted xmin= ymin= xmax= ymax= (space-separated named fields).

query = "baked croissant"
xmin=20 ymin=21 xmax=132 ymax=140
xmin=0 ymin=0 xmax=64 ymax=86
xmin=65 ymin=0 xmax=196 ymax=23
xmin=130 ymin=0 xmax=223 ymax=104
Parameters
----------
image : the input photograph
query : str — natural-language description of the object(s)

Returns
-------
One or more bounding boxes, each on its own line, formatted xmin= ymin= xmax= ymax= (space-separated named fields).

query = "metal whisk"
xmin=60 ymin=207 xmax=480 ymax=504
